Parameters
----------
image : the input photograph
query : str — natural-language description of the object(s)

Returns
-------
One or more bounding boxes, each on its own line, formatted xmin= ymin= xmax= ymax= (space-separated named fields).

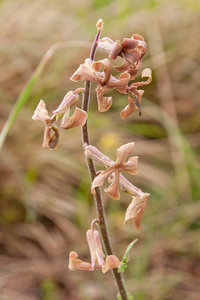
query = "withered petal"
xmin=114 ymin=56 xmax=131 ymax=72
xmin=120 ymin=38 xmax=139 ymax=52
xmin=42 ymin=125 xmax=59 ymax=150
xmin=91 ymin=168 xmax=115 ymax=194
xmin=92 ymin=58 xmax=112 ymax=85
xmin=69 ymin=251 xmax=93 ymax=271
xmin=105 ymin=171 xmax=120 ymax=200
xmin=123 ymin=194 xmax=149 ymax=229
xmin=122 ymin=156 xmax=138 ymax=175
xmin=60 ymin=107 xmax=87 ymax=129
xmin=115 ymin=142 xmax=135 ymax=165
xmin=96 ymin=84 xmax=113 ymax=112
xmin=102 ymin=255 xmax=124 ymax=273
xmin=109 ymin=40 xmax=123 ymax=60
xmin=32 ymin=100 xmax=51 ymax=124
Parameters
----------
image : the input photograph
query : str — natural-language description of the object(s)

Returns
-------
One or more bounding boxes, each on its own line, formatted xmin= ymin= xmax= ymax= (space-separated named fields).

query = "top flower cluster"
xmin=71 ymin=33 xmax=152 ymax=118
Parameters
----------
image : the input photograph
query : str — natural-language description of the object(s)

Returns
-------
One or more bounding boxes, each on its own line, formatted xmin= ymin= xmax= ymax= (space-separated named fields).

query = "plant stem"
xmin=81 ymin=28 xmax=129 ymax=300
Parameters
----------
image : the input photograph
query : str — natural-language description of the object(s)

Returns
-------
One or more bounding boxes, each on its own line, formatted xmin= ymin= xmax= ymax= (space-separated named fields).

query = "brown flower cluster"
xmin=85 ymin=142 xmax=149 ymax=229
xmin=70 ymin=33 xmax=152 ymax=118
xmin=32 ymin=89 xmax=87 ymax=149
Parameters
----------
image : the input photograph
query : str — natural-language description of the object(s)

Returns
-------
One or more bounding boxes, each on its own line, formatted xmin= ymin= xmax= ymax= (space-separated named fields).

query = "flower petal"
xmin=70 ymin=59 xmax=100 ymax=84
xmin=108 ymin=72 xmax=130 ymax=94
xmin=91 ymin=168 xmax=115 ymax=194
xmin=32 ymin=100 xmax=51 ymax=125
xmin=115 ymin=142 xmax=135 ymax=166
xmin=60 ymin=107 xmax=87 ymax=129
xmin=102 ymin=255 xmax=124 ymax=273
xmin=109 ymin=40 xmax=123 ymax=60
xmin=52 ymin=91 xmax=79 ymax=116
xmin=130 ymin=68 xmax=152 ymax=88
xmin=92 ymin=58 xmax=112 ymax=85
xmin=96 ymin=84 xmax=113 ymax=112
xmin=122 ymin=156 xmax=138 ymax=175
xmin=42 ymin=125 xmax=59 ymax=150
xmin=105 ymin=171 xmax=120 ymax=200
xmin=120 ymin=38 xmax=139 ymax=52
xmin=69 ymin=251 xmax=93 ymax=271
xmin=124 ymin=194 xmax=149 ymax=229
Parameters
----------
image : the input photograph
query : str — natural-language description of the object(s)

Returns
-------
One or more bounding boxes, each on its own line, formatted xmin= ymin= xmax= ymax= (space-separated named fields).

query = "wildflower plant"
xmin=32 ymin=19 xmax=152 ymax=300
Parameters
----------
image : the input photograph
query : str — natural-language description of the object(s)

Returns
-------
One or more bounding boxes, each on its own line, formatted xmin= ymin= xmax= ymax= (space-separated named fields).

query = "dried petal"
xmin=91 ymin=168 xmax=114 ymax=194
xmin=105 ymin=171 xmax=120 ymax=200
xmin=60 ymin=107 xmax=87 ymax=129
xmin=32 ymin=100 xmax=51 ymax=125
xmin=102 ymin=255 xmax=124 ymax=273
xmin=52 ymin=91 xmax=79 ymax=116
xmin=42 ymin=125 xmax=59 ymax=150
xmin=115 ymin=142 xmax=135 ymax=166
xmin=96 ymin=84 xmax=113 ymax=112
xmin=124 ymin=194 xmax=149 ymax=229
xmin=69 ymin=251 xmax=93 ymax=271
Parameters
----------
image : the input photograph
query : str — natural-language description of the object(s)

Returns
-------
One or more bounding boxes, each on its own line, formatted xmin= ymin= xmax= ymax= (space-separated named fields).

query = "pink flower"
xmin=70 ymin=58 xmax=130 ymax=112
xmin=69 ymin=220 xmax=123 ymax=272
xmin=85 ymin=142 xmax=138 ymax=200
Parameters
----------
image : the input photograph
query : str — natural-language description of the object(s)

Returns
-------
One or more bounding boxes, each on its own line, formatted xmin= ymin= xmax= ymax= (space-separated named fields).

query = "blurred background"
xmin=0 ymin=0 xmax=200 ymax=299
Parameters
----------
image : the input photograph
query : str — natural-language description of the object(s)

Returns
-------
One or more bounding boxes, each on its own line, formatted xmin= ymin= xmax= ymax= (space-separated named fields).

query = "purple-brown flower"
xmin=121 ymin=68 xmax=152 ymax=119
xmin=85 ymin=142 xmax=138 ymax=200
xmin=70 ymin=58 xmax=130 ymax=112
xmin=98 ymin=34 xmax=146 ymax=80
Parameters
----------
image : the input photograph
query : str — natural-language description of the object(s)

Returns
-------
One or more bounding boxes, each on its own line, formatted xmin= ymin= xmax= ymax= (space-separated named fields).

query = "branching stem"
xmin=81 ymin=28 xmax=129 ymax=300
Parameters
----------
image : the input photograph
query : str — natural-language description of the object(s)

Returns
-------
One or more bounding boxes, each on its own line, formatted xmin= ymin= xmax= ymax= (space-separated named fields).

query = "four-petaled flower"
xmin=85 ymin=142 xmax=138 ymax=200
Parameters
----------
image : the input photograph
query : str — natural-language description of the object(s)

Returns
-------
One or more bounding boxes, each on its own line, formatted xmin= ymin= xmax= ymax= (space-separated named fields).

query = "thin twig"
xmin=81 ymin=25 xmax=129 ymax=300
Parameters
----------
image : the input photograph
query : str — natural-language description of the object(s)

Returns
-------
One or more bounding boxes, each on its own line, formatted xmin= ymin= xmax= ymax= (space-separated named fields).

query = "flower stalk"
xmin=81 ymin=19 xmax=129 ymax=300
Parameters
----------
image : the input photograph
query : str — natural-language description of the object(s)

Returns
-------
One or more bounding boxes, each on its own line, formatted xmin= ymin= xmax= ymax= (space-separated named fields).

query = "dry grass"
xmin=0 ymin=0 xmax=200 ymax=299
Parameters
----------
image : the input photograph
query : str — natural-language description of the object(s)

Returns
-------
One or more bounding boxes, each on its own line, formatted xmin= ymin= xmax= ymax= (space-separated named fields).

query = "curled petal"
xmin=124 ymin=194 xmax=149 ymax=229
xmin=70 ymin=59 xmax=99 ymax=84
xmin=102 ymin=255 xmax=124 ymax=273
xmin=91 ymin=168 xmax=114 ymax=194
xmin=120 ymin=90 xmax=144 ymax=119
xmin=60 ymin=107 xmax=87 ymax=129
xmin=69 ymin=251 xmax=93 ymax=271
xmin=105 ymin=171 xmax=120 ymax=200
xmin=109 ymin=40 xmax=123 ymax=60
xmin=131 ymin=68 xmax=152 ymax=88
xmin=108 ymin=72 xmax=130 ymax=94
xmin=52 ymin=91 xmax=79 ymax=116
xmin=98 ymin=37 xmax=115 ymax=53
xmin=115 ymin=142 xmax=135 ymax=166
xmin=92 ymin=58 xmax=112 ymax=85
xmin=120 ymin=38 xmax=139 ymax=52
xmin=127 ymin=59 xmax=142 ymax=80
xmin=132 ymin=34 xmax=144 ymax=41
xmin=114 ymin=55 xmax=131 ymax=72
xmin=42 ymin=125 xmax=59 ymax=150
xmin=122 ymin=156 xmax=138 ymax=175
xmin=32 ymin=100 xmax=51 ymax=125
xmin=96 ymin=84 xmax=112 ymax=112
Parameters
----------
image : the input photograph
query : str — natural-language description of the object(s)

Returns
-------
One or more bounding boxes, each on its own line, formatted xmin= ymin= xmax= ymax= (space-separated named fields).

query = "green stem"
xmin=81 ymin=27 xmax=129 ymax=300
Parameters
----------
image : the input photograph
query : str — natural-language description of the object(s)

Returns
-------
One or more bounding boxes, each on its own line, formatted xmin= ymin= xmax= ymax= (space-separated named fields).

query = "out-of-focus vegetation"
xmin=0 ymin=0 xmax=200 ymax=299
